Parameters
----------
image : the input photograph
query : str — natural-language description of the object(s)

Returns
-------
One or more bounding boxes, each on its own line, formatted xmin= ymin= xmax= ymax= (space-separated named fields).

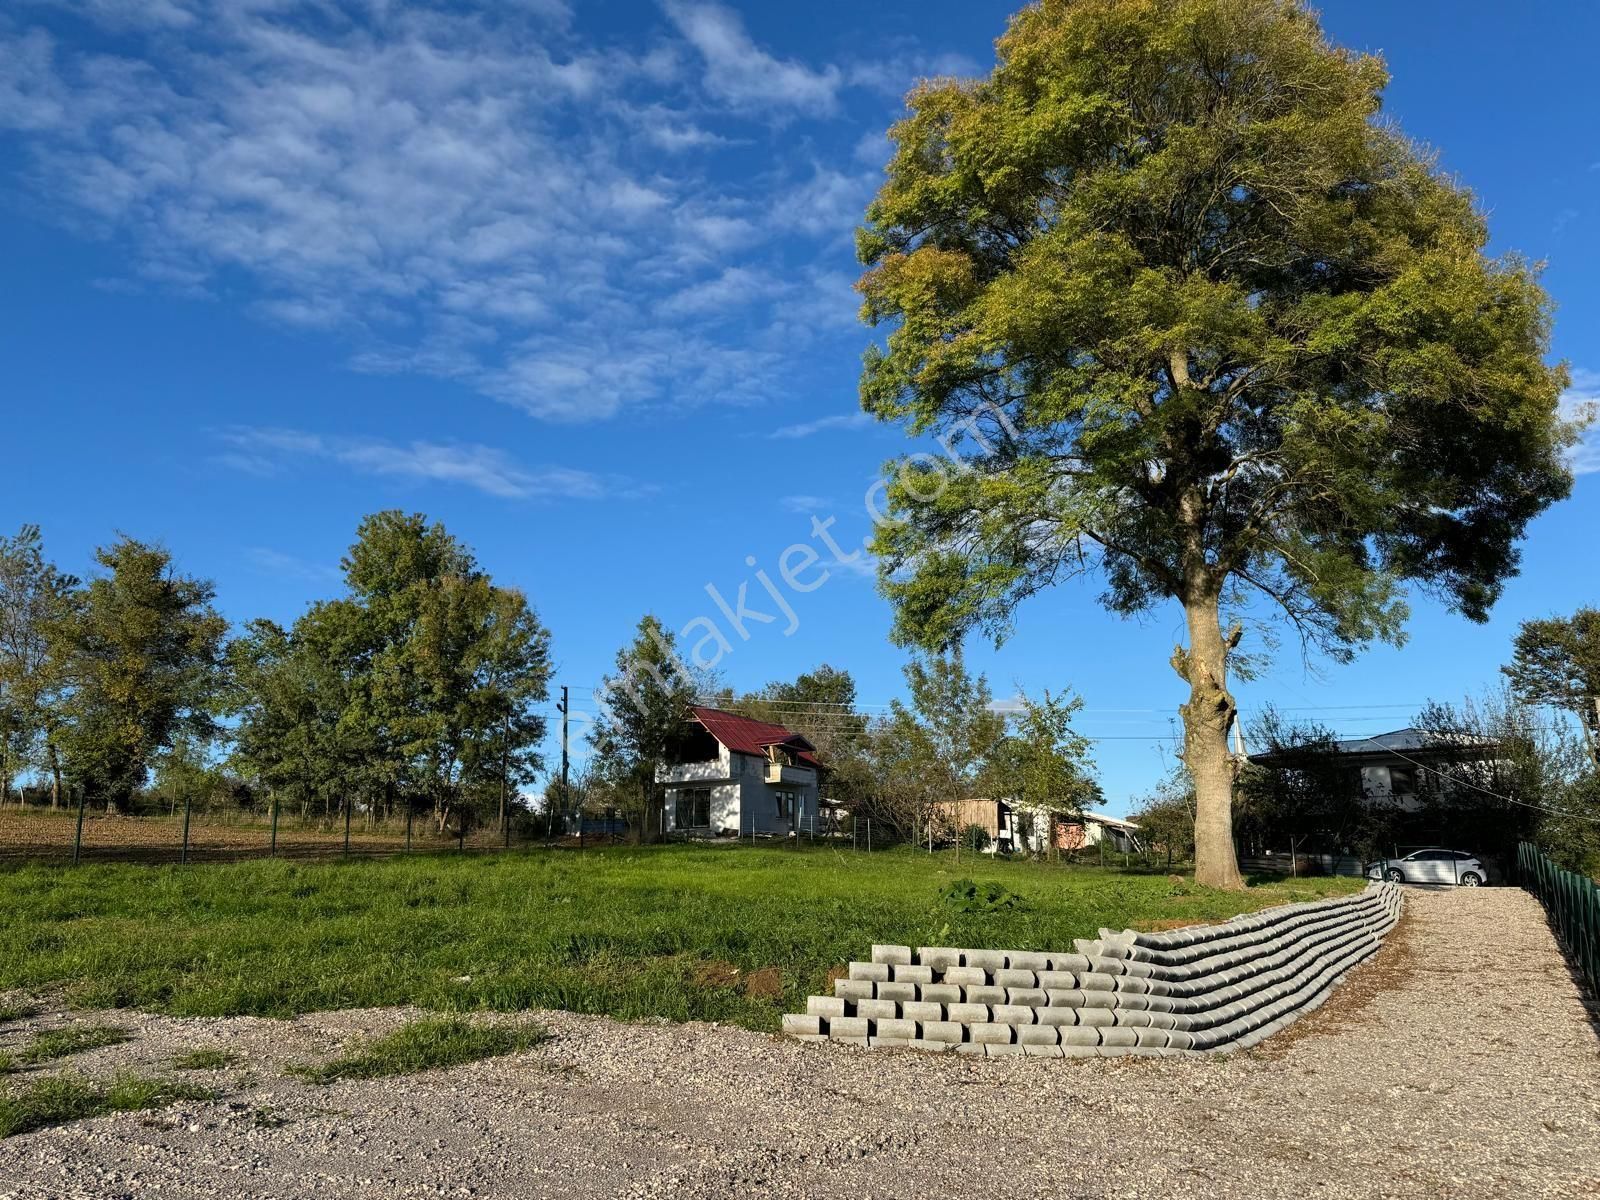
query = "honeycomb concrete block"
xmin=1007 ymin=951 xmax=1051 ymax=972
xmin=783 ymin=883 xmax=1402 ymax=1059
xmin=970 ymin=1023 xmax=1014 ymax=1045
xmin=834 ymin=979 xmax=873 ymax=1002
xmin=1035 ymin=1007 xmax=1079 ymax=1027
xmin=829 ymin=1016 xmax=869 ymax=1039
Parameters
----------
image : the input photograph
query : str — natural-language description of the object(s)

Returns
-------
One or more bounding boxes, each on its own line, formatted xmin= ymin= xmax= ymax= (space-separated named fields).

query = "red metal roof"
xmin=688 ymin=706 xmax=820 ymax=767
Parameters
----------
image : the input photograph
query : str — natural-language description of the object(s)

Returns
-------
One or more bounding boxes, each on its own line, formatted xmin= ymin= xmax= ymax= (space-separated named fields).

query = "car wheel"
xmin=1385 ymin=868 xmax=1405 ymax=884
xmin=1459 ymin=871 xmax=1482 ymax=887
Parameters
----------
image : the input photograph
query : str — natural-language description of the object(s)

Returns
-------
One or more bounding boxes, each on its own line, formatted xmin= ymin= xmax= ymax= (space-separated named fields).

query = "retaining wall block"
xmin=782 ymin=883 xmax=1402 ymax=1060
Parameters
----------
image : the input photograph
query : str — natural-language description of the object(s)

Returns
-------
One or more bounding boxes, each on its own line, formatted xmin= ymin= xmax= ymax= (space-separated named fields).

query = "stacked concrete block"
xmin=781 ymin=881 xmax=1402 ymax=1058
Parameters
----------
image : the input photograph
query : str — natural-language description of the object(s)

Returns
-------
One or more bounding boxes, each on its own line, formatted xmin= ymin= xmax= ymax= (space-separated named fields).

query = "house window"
xmin=1388 ymin=767 xmax=1416 ymax=796
xmin=675 ymin=788 xmax=711 ymax=828
xmin=774 ymin=789 xmax=798 ymax=819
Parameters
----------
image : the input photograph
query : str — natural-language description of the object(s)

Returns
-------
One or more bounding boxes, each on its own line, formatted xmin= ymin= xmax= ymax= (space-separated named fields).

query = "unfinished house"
xmin=658 ymin=706 xmax=821 ymax=838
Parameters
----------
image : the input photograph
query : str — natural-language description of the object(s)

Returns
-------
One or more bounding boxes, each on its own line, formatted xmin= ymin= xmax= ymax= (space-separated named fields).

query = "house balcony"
xmin=764 ymin=762 xmax=813 ymax=785
xmin=658 ymin=760 xmax=732 ymax=785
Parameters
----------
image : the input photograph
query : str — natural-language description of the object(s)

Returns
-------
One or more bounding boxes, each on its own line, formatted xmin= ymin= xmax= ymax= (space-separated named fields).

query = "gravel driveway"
xmin=1 ymin=887 xmax=1595 ymax=1200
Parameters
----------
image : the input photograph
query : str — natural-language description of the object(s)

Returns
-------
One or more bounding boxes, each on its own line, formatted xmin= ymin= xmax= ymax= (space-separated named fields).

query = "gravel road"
xmin=1 ymin=887 xmax=1595 ymax=1200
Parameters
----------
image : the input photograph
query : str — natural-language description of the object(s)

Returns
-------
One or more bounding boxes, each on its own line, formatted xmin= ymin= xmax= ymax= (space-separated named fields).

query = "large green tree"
xmin=589 ymin=615 xmax=701 ymax=843
xmin=856 ymin=0 xmax=1578 ymax=886
xmin=1502 ymin=608 xmax=1600 ymax=763
xmin=54 ymin=538 xmax=227 ymax=812
xmin=0 ymin=526 xmax=76 ymax=807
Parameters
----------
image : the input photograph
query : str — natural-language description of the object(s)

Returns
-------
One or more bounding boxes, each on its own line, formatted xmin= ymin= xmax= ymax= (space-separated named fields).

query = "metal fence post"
xmin=344 ymin=797 xmax=352 ymax=857
xmin=270 ymin=794 xmax=280 ymax=858
xmin=405 ymin=802 xmax=413 ymax=853
xmin=72 ymin=786 xmax=86 ymax=865
xmin=181 ymin=793 xmax=193 ymax=865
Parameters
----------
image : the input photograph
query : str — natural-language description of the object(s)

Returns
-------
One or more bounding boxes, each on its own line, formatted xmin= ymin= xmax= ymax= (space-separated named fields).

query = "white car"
xmin=1366 ymin=848 xmax=1486 ymax=887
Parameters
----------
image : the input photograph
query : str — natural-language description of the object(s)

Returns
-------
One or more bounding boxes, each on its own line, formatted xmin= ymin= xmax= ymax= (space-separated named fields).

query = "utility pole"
xmin=557 ymin=686 xmax=574 ymax=849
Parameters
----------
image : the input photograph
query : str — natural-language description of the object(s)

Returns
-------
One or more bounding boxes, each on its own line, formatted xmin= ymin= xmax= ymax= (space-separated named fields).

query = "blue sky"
xmin=2 ymin=0 xmax=1596 ymax=812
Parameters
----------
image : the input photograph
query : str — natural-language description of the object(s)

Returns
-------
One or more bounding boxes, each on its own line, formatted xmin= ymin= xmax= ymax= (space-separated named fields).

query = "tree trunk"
xmin=1177 ymin=587 xmax=1245 ymax=891
xmin=49 ymin=741 xmax=62 ymax=810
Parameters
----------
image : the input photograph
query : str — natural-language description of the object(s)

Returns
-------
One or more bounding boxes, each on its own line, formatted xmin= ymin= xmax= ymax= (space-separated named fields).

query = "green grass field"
xmin=0 ymin=845 xmax=1362 ymax=1031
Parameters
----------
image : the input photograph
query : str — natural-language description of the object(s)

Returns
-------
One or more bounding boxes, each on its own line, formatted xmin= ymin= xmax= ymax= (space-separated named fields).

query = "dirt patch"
xmin=738 ymin=968 xmax=783 ymax=1001
xmin=687 ymin=960 xmax=742 ymax=990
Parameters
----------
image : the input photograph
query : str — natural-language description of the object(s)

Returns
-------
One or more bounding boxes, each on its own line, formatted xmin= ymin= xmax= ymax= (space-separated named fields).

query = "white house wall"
xmin=661 ymin=748 xmax=819 ymax=836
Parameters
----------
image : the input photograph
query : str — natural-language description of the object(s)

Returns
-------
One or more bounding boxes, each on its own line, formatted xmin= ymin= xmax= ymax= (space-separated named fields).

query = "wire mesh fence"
xmin=1518 ymin=841 xmax=1600 ymax=995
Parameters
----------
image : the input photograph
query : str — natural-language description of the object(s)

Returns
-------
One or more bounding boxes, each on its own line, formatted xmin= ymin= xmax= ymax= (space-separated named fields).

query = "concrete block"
xmin=1099 ymin=1026 xmax=1138 ymax=1047
xmin=901 ymin=1000 xmax=943 ymax=1023
xmin=992 ymin=1004 xmax=1037 ymax=1025
xmin=1035 ymin=1007 xmax=1079 ymax=1027
xmin=985 ymin=1043 xmax=1024 ymax=1057
xmin=1059 ymin=1027 xmax=1101 ymax=1047
xmin=994 ymin=968 xmax=1036 ymax=988
xmin=1132 ymin=1027 xmax=1171 ymax=1049
xmin=943 ymin=966 xmax=987 ymax=987
xmin=1080 ymin=974 xmax=1116 ymax=992
xmin=1036 ymin=970 xmax=1079 ymax=990
xmin=963 ymin=949 xmax=1006 ymax=970
xmin=829 ymin=1016 xmax=869 ymax=1039
xmin=1048 ymin=953 xmax=1092 ymax=974
xmin=1113 ymin=976 xmax=1150 ymax=994
xmin=1112 ymin=1010 xmax=1152 ymax=1027
xmin=1006 ymin=951 xmax=1050 ymax=972
xmin=966 ymin=985 xmax=1006 ymax=1006
xmin=1061 ymin=1043 xmax=1100 ymax=1058
xmin=917 ymin=947 xmax=962 ymax=971
xmin=970 ymin=1023 xmax=1013 ymax=1045
xmin=1163 ymin=1030 xmax=1195 ymax=1050
xmin=873 ymin=1018 xmax=917 ymax=1040
xmin=806 ymin=995 xmax=846 ymax=1019
xmin=955 ymin=1042 xmax=987 ymax=1057
xmin=877 ymin=982 xmax=917 ymax=1002
xmin=1076 ymin=1009 xmax=1115 ymax=1027
xmin=856 ymin=998 xmax=898 ymax=1020
xmin=918 ymin=983 xmax=962 ymax=1005
xmin=1006 ymin=988 xmax=1048 ymax=1007
xmin=1018 ymin=1024 xmax=1059 ymax=1047
xmin=871 ymin=944 xmax=912 ymax=966
xmin=919 ymin=1020 xmax=964 ymax=1044
xmin=910 ymin=1038 xmax=956 ymax=1053
xmin=1044 ymin=989 xmax=1087 ymax=1008
xmin=1023 ymin=1043 xmax=1065 ymax=1058
xmin=892 ymin=964 xmax=934 ymax=985
xmin=782 ymin=1013 xmax=821 ymax=1036
xmin=834 ymin=979 xmax=873 ymax=1001
xmin=848 ymin=961 xmax=890 ymax=983
xmin=868 ymin=1036 xmax=914 ymax=1049
xmin=947 ymin=1002 xmax=990 ymax=1024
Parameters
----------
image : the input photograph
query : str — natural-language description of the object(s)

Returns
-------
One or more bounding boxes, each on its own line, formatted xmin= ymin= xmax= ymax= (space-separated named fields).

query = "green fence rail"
xmin=1518 ymin=841 xmax=1600 ymax=996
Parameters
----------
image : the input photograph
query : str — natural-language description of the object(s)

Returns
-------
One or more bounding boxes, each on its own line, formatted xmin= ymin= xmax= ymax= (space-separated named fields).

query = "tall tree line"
xmin=0 ymin=513 xmax=551 ymax=831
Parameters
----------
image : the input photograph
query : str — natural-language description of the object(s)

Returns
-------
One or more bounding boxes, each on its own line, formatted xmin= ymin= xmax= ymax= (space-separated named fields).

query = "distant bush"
xmin=959 ymin=824 xmax=991 ymax=853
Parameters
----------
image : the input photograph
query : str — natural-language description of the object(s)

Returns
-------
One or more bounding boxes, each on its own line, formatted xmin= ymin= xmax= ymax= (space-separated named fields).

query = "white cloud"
xmin=778 ymin=494 xmax=831 ymax=513
xmin=1561 ymin=367 xmax=1600 ymax=477
xmin=244 ymin=547 xmax=343 ymax=584
xmin=217 ymin=427 xmax=624 ymax=500
xmin=663 ymin=1 xmax=840 ymax=115
xmin=769 ymin=412 xmax=873 ymax=439
xmin=0 ymin=2 xmax=923 ymax=425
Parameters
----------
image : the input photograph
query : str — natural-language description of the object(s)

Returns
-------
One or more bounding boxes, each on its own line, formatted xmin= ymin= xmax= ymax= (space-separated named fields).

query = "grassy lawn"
xmin=0 ymin=844 xmax=1362 ymax=1031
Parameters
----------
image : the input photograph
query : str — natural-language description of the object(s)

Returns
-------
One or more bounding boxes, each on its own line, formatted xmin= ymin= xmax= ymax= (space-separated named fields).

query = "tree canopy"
xmin=856 ymin=0 xmax=1578 ymax=886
